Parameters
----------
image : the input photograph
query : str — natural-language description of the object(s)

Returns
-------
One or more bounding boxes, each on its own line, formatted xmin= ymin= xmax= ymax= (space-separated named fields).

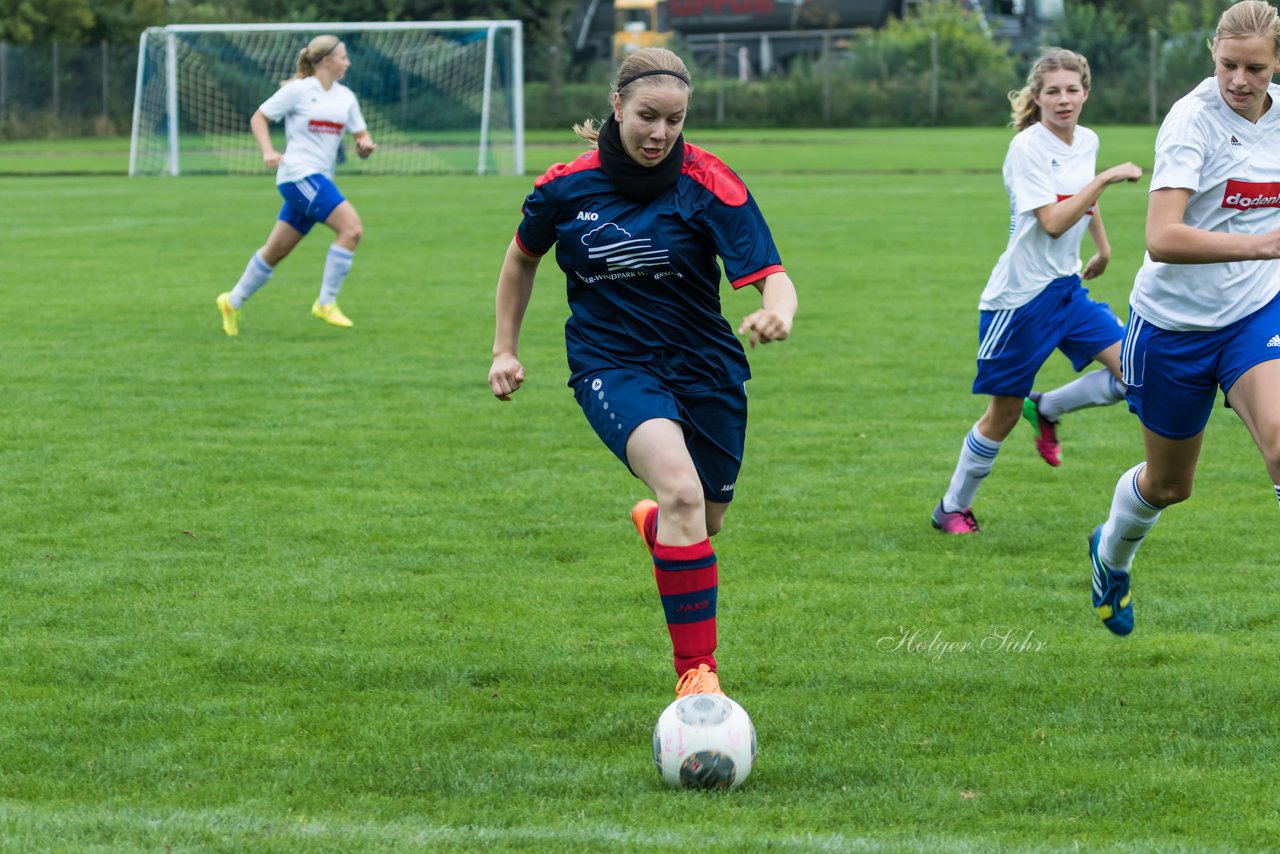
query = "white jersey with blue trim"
xmin=1130 ymin=77 xmax=1280 ymax=332
xmin=979 ymin=123 xmax=1099 ymax=311
xmin=258 ymin=76 xmax=367 ymax=185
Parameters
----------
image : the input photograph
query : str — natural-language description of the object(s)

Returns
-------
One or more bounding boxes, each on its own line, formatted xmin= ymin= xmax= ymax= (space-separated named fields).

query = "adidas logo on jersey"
xmin=1229 ymin=135 xmax=1242 ymax=147
xmin=1268 ymin=335 xmax=1280 ymax=348
xmin=1050 ymin=159 xmax=1060 ymax=168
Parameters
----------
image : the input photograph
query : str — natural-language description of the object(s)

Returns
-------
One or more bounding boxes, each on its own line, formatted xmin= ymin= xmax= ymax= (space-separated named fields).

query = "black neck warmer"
xmin=597 ymin=113 xmax=685 ymax=203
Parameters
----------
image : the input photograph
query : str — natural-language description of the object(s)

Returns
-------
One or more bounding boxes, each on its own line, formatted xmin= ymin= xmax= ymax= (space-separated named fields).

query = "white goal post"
xmin=130 ymin=21 xmax=524 ymax=177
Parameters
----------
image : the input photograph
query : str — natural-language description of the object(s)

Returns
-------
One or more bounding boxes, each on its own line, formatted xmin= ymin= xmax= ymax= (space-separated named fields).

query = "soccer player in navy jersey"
xmin=215 ymin=35 xmax=376 ymax=336
xmin=487 ymin=48 xmax=797 ymax=698
xmin=1089 ymin=0 xmax=1280 ymax=636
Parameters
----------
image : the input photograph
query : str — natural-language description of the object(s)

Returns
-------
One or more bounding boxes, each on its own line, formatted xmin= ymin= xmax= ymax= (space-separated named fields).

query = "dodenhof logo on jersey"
xmin=1221 ymin=179 xmax=1280 ymax=211
xmin=307 ymin=119 xmax=345 ymax=135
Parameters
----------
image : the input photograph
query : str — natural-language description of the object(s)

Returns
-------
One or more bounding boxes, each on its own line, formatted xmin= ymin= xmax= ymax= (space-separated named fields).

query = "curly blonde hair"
xmin=1008 ymin=48 xmax=1091 ymax=131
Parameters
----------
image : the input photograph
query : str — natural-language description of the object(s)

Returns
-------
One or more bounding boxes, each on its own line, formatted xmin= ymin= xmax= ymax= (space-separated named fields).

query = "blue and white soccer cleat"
xmin=1089 ymin=524 xmax=1133 ymax=636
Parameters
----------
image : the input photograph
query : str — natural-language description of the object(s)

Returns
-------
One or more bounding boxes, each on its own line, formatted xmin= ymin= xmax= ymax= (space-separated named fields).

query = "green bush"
xmin=526 ymin=4 xmax=1021 ymax=130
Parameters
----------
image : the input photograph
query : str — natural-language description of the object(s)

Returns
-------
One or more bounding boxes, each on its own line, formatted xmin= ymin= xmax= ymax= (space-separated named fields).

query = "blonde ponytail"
xmin=283 ymin=34 xmax=341 ymax=84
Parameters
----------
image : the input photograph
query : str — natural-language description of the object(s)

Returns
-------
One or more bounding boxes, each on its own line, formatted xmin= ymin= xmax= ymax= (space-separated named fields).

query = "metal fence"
xmin=0 ymin=28 xmax=1223 ymax=139
xmin=0 ymin=41 xmax=138 ymax=137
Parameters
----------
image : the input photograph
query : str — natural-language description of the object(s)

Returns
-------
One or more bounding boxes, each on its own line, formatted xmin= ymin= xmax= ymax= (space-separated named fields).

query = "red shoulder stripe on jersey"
xmin=514 ymin=231 xmax=544 ymax=259
xmin=682 ymin=143 xmax=748 ymax=206
xmin=534 ymin=149 xmax=602 ymax=188
xmin=731 ymin=264 xmax=785 ymax=290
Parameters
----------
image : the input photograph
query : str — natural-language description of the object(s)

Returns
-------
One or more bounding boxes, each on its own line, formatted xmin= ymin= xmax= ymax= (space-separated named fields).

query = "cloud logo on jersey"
xmin=1222 ymin=180 xmax=1280 ymax=211
xmin=308 ymin=119 xmax=345 ymax=135
xmin=582 ymin=222 xmax=670 ymax=272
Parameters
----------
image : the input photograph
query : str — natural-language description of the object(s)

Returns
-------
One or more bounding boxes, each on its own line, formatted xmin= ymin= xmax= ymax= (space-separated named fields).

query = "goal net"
xmin=130 ymin=21 xmax=523 ymax=176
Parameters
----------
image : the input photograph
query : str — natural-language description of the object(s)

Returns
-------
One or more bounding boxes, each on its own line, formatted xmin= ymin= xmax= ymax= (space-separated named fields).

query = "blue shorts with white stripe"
xmin=973 ymin=275 xmax=1122 ymax=398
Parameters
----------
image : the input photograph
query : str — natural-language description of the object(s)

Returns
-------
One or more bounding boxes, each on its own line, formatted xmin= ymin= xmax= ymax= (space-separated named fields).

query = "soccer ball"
xmin=652 ymin=693 xmax=756 ymax=790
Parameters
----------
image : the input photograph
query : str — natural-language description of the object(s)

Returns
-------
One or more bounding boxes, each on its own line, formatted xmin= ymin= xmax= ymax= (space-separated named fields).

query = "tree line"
xmin=1 ymin=0 xmax=1239 ymax=56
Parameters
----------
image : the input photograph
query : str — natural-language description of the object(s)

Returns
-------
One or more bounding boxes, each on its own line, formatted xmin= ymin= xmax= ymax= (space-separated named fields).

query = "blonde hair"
xmin=1211 ymin=0 xmax=1280 ymax=55
xmin=1008 ymin=48 xmax=1092 ymax=131
xmin=573 ymin=48 xmax=693 ymax=147
xmin=284 ymin=35 xmax=341 ymax=84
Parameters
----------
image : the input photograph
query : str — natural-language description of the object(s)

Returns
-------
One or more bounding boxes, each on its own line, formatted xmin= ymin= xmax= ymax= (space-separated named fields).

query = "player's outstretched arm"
xmin=354 ymin=130 xmax=376 ymax=159
xmin=1035 ymin=162 xmax=1142 ymax=238
xmin=1147 ymin=188 xmax=1280 ymax=263
xmin=738 ymin=271 xmax=797 ymax=349
xmin=489 ymin=237 xmax=541 ymax=401
xmin=249 ymin=110 xmax=281 ymax=170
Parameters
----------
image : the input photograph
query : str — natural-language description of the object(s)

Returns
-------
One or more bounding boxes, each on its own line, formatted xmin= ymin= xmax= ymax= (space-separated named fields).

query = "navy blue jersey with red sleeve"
xmin=516 ymin=143 xmax=784 ymax=393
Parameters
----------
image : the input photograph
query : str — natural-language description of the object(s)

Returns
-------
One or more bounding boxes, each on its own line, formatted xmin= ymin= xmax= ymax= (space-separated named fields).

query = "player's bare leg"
xmin=259 ymin=219 xmax=306 ymax=265
xmin=627 ymin=418 xmax=723 ymax=694
xmin=1227 ymin=359 xmax=1280 ymax=487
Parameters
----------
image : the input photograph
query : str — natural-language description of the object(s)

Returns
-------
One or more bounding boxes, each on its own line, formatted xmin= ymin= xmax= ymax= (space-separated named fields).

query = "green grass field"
xmin=4 ymin=127 xmax=1280 ymax=852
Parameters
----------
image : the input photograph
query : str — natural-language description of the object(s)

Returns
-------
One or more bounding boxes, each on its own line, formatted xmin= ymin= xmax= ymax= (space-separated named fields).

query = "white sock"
xmin=1099 ymin=463 xmax=1162 ymax=573
xmin=229 ymin=251 xmax=273 ymax=308
xmin=942 ymin=424 xmax=1002 ymax=512
xmin=1274 ymin=485 xmax=1280 ymax=508
xmin=1037 ymin=369 xmax=1125 ymax=422
xmin=319 ymin=244 xmax=354 ymax=306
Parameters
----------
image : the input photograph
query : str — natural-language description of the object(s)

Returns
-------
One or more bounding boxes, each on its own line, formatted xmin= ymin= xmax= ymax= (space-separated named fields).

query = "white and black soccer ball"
xmin=652 ymin=693 xmax=756 ymax=790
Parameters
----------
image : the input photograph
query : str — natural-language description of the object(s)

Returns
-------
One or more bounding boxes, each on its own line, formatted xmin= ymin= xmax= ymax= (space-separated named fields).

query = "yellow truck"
xmin=612 ymin=0 xmax=673 ymax=60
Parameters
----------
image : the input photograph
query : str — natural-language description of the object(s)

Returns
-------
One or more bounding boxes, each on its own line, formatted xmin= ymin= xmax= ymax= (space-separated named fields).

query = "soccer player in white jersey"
xmin=1089 ymin=0 xmax=1280 ymax=635
xmin=932 ymin=48 xmax=1142 ymax=534
xmin=215 ymin=34 xmax=376 ymax=336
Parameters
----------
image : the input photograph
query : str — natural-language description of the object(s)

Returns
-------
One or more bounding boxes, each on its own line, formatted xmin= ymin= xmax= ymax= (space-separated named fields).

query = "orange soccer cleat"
xmin=675 ymin=663 xmax=725 ymax=697
xmin=630 ymin=498 xmax=658 ymax=554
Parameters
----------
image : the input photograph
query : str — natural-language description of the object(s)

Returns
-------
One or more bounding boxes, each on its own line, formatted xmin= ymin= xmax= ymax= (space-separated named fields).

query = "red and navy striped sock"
xmin=652 ymin=538 xmax=718 ymax=675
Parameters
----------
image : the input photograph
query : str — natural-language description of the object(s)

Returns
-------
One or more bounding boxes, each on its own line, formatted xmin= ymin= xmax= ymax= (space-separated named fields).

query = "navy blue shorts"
xmin=276 ymin=173 xmax=346 ymax=236
xmin=573 ymin=368 xmax=747 ymax=503
xmin=1122 ymin=290 xmax=1280 ymax=440
xmin=973 ymin=275 xmax=1123 ymax=398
